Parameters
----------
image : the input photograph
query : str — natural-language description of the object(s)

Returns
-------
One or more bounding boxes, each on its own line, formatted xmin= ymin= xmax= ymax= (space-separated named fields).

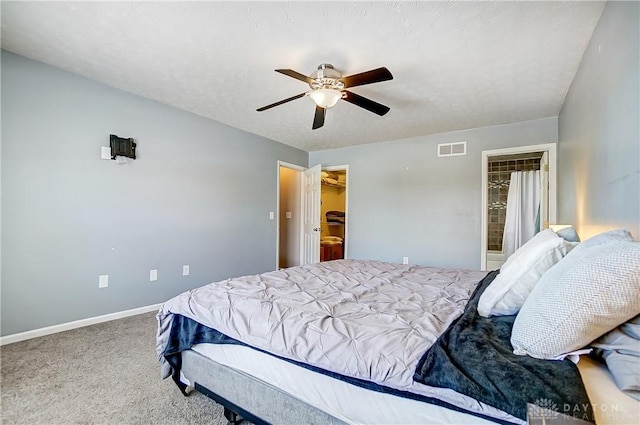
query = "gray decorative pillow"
xmin=574 ymin=228 xmax=632 ymax=246
xmin=555 ymin=226 xmax=581 ymax=242
xmin=511 ymin=230 xmax=640 ymax=359
xmin=592 ymin=315 xmax=640 ymax=401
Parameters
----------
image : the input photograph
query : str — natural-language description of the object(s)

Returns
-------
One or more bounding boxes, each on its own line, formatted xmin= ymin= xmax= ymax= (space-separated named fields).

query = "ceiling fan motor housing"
xmin=310 ymin=64 xmax=344 ymax=91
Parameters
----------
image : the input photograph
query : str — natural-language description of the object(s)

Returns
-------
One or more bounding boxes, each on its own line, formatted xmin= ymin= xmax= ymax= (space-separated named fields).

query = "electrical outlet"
xmin=150 ymin=269 xmax=158 ymax=282
xmin=182 ymin=265 xmax=190 ymax=276
xmin=269 ymin=211 xmax=275 ymax=220
xmin=402 ymin=257 xmax=409 ymax=265
xmin=98 ymin=274 xmax=109 ymax=288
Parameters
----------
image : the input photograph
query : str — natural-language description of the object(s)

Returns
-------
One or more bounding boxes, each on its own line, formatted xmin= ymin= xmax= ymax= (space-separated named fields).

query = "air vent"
xmin=437 ymin=141 xmax=467 ymax=157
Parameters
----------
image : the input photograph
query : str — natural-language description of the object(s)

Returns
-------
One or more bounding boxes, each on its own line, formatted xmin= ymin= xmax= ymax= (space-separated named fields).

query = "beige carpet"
xmin=0 ymin=312 xmax=228 ymax=425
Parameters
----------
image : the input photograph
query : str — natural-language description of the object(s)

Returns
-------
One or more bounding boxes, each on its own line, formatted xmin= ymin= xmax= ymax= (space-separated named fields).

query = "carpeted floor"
xmin=0 ymin=312 xmax=228 ymax=425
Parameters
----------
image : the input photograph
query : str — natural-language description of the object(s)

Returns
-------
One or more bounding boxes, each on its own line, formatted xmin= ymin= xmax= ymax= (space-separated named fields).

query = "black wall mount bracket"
xmin=109 ymin=134 xmax=136 ymax=160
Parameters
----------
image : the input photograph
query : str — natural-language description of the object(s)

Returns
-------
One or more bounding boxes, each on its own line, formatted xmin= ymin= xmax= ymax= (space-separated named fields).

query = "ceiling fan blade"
xmin=256 ymin=93 xmax=306 ymax=111
xmin=341 ymin=67 xmax=393 ymax=88
xmin=312 ymin=106 xmax=326 ymax=130
xmin=275 ymin=69 xmax=314 ymax=85
xmin=342 ymin=90 xmax=390 ymax=116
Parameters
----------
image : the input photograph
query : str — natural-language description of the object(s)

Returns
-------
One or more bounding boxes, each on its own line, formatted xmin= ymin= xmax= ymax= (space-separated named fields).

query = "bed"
xmin=156 ymin=229 xmax=640 ymax=425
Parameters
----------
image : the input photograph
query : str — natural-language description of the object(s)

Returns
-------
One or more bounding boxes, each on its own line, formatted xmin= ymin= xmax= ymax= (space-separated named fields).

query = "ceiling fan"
xmin=257 ymin=64 xmax=393 ymax=130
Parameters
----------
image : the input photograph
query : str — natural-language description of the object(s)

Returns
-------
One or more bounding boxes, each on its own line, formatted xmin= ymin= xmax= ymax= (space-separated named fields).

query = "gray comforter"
xmin=157 ymin=259 xmax=486 ymax=392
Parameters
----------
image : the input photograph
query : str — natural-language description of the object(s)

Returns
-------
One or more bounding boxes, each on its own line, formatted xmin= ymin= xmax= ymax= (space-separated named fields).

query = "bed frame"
xmin=180 ymin=349 xmax=348 ymax=425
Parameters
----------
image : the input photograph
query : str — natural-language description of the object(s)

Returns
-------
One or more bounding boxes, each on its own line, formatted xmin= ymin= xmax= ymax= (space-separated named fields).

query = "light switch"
xmin=285 ymin=212 xmax=292 ymax=219
xmin=99 ymin=274 xmax=109 ymax=288
xmin=101 ymin=146 xmax=111 ymax=160
xmin=269 ymin=211 xmax=274 ymax=220
xmin=182 ymin=265 xmax=190 ymax=276
xmin=150 ymin=269 xmax=158 ymax=282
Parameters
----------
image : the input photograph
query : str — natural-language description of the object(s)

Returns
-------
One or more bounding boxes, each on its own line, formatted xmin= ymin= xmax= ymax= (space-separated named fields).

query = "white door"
xmin=302 ymin=164 xmax=321 ymax=264
xmin=539 ymin=151 xmax=549 ymax=230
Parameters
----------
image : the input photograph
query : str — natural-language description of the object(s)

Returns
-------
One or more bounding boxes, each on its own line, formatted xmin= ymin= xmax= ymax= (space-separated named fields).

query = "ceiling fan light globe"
xmin=309 ymin=88 xmax=342 ymax=109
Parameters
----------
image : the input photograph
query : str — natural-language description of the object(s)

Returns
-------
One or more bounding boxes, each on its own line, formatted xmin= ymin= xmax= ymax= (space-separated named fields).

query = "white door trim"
xmin=276 ymin=161 xmax=306 ymax=270
xmin=480 ymin=143 xmax=557 ymax=271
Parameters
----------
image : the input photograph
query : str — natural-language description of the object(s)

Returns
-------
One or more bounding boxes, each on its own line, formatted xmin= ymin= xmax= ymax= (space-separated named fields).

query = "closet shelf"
xmin=321 ymin=181 xmax=346 ymax=189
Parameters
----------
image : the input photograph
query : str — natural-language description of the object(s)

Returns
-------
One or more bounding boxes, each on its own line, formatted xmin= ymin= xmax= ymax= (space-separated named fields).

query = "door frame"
xmin=276 ymin=160 xmax=306 ymax=270
xmin=321 ymin=165 xmax=350 ymax=259
xmin=276 ymin=162 xmax=351 ymax=270
xmin=480 ymin=143 xmax=557 ymax=271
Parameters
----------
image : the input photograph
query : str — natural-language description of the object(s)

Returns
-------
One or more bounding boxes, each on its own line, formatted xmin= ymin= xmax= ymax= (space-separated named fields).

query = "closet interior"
xmin=320 ymin=170 xmax=346 ymax=262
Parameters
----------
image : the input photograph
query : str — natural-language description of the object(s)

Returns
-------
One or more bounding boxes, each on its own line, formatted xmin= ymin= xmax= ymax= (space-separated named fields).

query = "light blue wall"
xmin=1 ymin=51 xmax=307 ymax=335
xmin=310 ymin=117 xmax=558 ymax=270
xmin=13 ymin=2 xmax=634 ymax=335
xmin=558 ymin=1 xmax=640 ymax=239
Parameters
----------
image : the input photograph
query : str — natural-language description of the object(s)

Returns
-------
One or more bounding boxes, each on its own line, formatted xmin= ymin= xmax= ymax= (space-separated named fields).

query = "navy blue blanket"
xmin=163 ymin=313 xmax=513 ymax=424
xmin=414 ymin=270 xmax=594 ymax=422
xmin=163 ymin=311 xmax=241 ymax=394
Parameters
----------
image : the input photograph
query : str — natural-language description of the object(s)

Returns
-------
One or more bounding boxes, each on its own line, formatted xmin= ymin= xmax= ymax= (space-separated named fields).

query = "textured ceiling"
xmin=1 ymin=1 xmax=604 ymax=152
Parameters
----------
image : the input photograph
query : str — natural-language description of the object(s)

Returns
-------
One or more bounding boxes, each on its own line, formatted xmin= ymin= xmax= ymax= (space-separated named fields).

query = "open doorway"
xmin=276 ymin=162 xmax=349 ymax=269
xmin=480 ymin=143 xmax=557 ymax=271
xmin=277 ymin=162 xmax=304 ymax=269
xmin=320 ymin=168 xmax=347 ymax=262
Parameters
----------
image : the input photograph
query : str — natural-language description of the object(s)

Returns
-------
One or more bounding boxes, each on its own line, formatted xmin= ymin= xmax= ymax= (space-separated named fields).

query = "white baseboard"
xmin=0 ymin=303 xmax=163 ymax=346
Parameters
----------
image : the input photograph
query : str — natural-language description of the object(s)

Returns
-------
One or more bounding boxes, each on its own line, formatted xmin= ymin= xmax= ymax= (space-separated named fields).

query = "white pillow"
xmin=478 ymin=229 xmax=576 ymax=317
xmin=511 ymin=230 xmax=640 ymax=359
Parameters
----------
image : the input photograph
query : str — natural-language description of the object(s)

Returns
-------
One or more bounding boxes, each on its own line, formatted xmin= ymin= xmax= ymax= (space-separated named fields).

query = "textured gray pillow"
xmin=511 ymin=230 xmax=640 ymax=359
xmin=555 ymin=226 xmax=581 ymax=242
xmin=574 ymin=229 xmax=632 ymax=246
xmin=592 ymin=314 xmax=640 ymax=401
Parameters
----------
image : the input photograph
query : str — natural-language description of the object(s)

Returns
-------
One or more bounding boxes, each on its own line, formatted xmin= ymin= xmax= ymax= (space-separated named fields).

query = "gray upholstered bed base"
xmin=180 ymin=349 xmax=348 ymax=425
